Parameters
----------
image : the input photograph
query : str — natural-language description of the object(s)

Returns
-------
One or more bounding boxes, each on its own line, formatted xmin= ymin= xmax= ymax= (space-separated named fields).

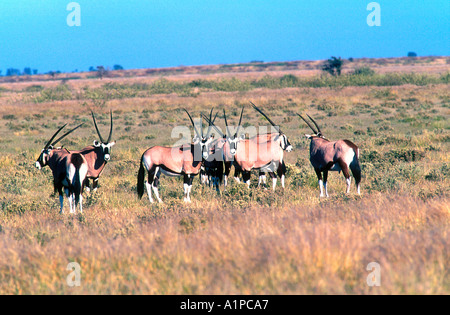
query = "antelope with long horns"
xmin=205 ymin=107 xmax=245 ymax=187
xmin=72 ymin=111 xmax=115 ymax=192
xmin=137 ymin=109 xmax=215 ymax=203
xmin=35 ymin=124 xmax=88 ymax=214
xmin=249 ymin=102 xmax=293 ymax=189
xmin=297 ymin=113 xmax=361 ymax=197
xmin=200 ymin=109 xmax=224 ymax=191
xmin=204 ymin=105 xmax=290 ymax=191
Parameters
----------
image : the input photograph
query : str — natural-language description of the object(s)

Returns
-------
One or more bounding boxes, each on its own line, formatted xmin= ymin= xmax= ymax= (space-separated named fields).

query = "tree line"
xmin=0 ymin=65 xmax=124 ymax=77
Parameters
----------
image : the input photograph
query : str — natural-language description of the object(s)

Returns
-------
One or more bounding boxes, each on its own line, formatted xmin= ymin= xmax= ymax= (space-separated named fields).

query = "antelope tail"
xmin=137 ymin=154 xmax=146 ymax=199
xmin=71 ymin=154 xmax=86 ymax=207
xmin=73 ymin=168 xmax=82 ymax=206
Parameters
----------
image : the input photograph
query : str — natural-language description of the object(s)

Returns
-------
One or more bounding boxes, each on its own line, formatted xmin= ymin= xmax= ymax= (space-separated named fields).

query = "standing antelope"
xmin=199 ymin=109 xmax=224 ymax=191
xmin=297 ymin=113 xmax=361 ymax=197
xmin=205 ymin=105 xmax=290 ymax=191
xmin=35 ymin=124 xmax=88 ymax=214
xmin=137 ymin=109 xmax=215 ymax=203
xmin=249 ymin=102 xmax=293 ymax=188
xmin=218 ymin=107 xmax=245 ymax=187
xmin=72 ymin=111 xmax=115 ymax=192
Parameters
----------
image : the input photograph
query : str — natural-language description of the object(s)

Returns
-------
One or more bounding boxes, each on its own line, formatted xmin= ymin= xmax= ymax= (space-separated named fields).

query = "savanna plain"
xmin=0 ymin=57 xmax=448 ymax=294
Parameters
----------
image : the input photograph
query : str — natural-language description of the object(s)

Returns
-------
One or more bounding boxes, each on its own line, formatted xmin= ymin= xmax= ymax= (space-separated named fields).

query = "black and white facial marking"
xmin=91 ymin=110 xmax=115 ymax=161
xmin=93 ymin=140 xmax=116 ymax=161
xmin=223 ymin=107 xmax=245 ymax=156
xmin=227 ymin=135 xmax=244 ymax=156
xmin=35 ymin=147 xmax=52 ymax=169
xmin=185 ymin=107 xmax=218 ymax=161
xmin=35 ymin=123 xmax=84 ymax=170
xmin=280 ymin=133 xmax=293 ymax=152
xmin=250 ymin=101 xmax=293 ymax=152
xmin=202 ymin=137 xmax=214 ymax=160
xmin=193 ymin=136 xmax=214 ymax=160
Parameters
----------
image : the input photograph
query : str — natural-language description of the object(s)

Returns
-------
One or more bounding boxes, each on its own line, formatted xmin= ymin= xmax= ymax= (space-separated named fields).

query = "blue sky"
xmin=0 ymin=0 xmax=448 ymax=73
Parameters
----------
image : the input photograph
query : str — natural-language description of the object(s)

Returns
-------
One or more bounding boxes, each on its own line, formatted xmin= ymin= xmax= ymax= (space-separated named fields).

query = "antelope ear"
xmin=48 ymin=145 xmax=53 ymax=150
xmin=93 ymin=140 xmax=101 ymax=147
xmin=240 ymin=134 xmax=246 ymax=140
xmin=305 ymin=134 xmax=313 ymax=139
xmin=109 ymin=141 xmax=116 ymax=147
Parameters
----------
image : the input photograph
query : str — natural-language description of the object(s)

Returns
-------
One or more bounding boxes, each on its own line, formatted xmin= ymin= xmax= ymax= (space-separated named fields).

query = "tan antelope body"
xmin=247 ymin=132 xmax=292 ymax=188
xmin=137 ymin=109 xmax=215 ymax=203
xmin=223 ymin=132 xmax=287 ymax=190
xmin=204 ymin=103 xmax=292 ymax=190
xmin=35 ymin=124 xmax=88 ymax=213
xmin=298 ymin=114 xmax=361 ymax=197
xmin=244 ymin=103 xmax=293 ymax=190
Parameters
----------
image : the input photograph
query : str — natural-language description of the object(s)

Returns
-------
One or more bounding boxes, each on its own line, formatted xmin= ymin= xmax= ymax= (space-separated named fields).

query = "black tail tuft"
xmin=350 ymin=156 xmax=362 ymax=186
xmin=137 ymin=155 xmax=146 ymax=199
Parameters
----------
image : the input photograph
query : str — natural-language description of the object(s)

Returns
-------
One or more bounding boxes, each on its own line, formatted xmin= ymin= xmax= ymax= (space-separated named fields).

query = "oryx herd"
xmin=36 ymin=103 xmax=361 ymax=213
xmin=36 ymin=112 xmax=115 ymax=214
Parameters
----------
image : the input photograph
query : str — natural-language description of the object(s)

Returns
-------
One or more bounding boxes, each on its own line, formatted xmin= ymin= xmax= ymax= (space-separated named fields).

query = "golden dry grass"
xmin=0 ymin=195 xmax=448 ymax=294
xmin=0 ymin=57 xmax=449 ymax=294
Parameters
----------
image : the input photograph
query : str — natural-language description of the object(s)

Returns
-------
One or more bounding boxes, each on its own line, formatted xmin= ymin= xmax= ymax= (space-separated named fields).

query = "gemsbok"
xmin=72 ymin=111 xmax=115 ymax=192
xmin=297 ymin=113 xmax=361 ymax=197
xmin=137 ymin=109 xmax=215 ymax=203
xmin=35 ymin=124 xmax=88 ymax=214
xmin=214 ymin=107 xmax=244 ymax=187
xmin=199 ymin=109 xmax=224 ymax=191
xmin=249 ymin=102 xmax=293 ymax=188
xmin=204 ymin=105 xmax=290 ymax=191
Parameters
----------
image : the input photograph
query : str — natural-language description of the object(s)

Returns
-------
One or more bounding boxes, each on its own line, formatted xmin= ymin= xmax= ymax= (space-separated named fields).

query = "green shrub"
xmin=33 ymin=84 xmax=73 ymax=103
xmin=352 ymin=67 xmax=375 ymax=76
xmin=386 ymin=149 xmax=426 ymax=163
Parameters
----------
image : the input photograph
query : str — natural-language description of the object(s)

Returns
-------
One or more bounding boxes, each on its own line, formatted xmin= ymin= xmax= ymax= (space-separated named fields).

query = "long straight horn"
xmin=202 ymin=114 xmax=224 ymax=138
xmin=296 ymin=113 xmax=318 ymax=134
xmin=250 ymin=101 xmax=281 ymax=133
xmin=206 ymin=110 xmax=219 ymax=138
xmin=306 ymin=114 xmax=322 ymax=135
xmin=45 ymin=124 xmax=67 ymax=148
xmin=91 ymin=111 xmax=105 ymax=143
xmin=205 ymin=108 xmax=214 ymax=138
xmin=51 ymin=123 xmax=84 ymax=147
xmin=183 ymin=108 xmax=202 ymax=140
xmin=107 ymin=110 xmax=113 ymax=143
xmin=234 ymin=106 xmax=245 ymax=137
xmin=223 ymin=109 xmax=231 ymax=138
